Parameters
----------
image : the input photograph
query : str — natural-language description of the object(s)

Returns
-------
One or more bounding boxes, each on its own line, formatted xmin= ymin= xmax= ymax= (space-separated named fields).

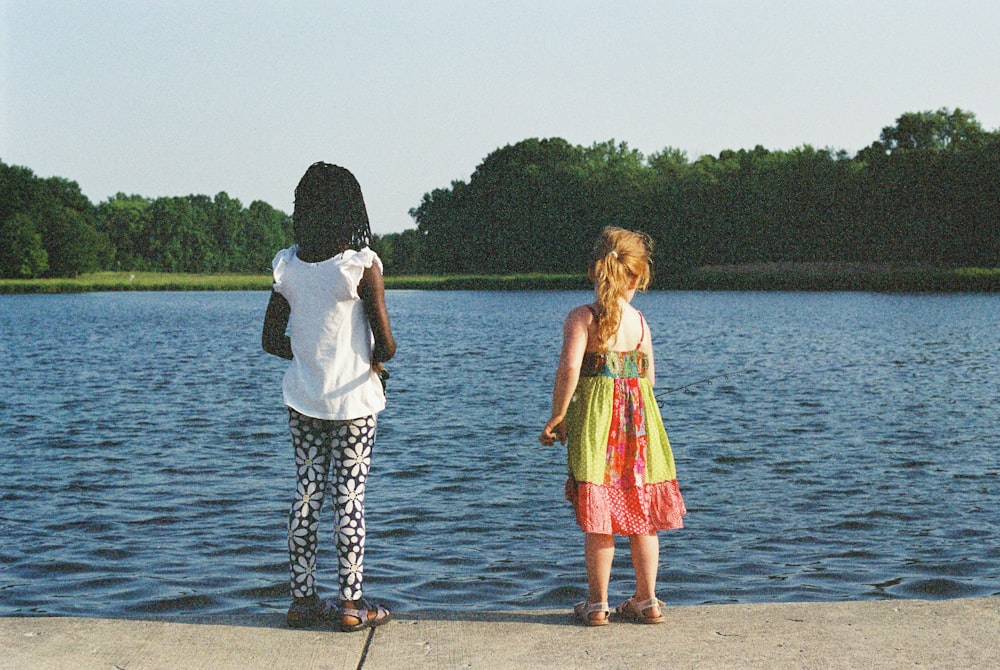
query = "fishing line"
xmin=654 ymin=368 xmax=759 ymax=399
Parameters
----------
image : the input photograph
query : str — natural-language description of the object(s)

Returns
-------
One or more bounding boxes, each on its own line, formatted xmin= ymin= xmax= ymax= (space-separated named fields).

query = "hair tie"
xmin=608 ymin=250 xmax=618 ymax=259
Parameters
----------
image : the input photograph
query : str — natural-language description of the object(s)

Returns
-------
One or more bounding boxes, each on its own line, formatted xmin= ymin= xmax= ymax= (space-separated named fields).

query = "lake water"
xmin=1 ymin=290 xmax=997 ymax=618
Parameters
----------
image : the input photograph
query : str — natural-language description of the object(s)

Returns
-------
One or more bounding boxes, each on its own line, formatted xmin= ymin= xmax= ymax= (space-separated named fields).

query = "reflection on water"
xmin=0 ymin=290 xmax=997 ymax=617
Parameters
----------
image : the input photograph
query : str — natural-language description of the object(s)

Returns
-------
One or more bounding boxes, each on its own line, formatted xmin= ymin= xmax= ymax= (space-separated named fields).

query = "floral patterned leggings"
xmin=287 ymin=408 xmax=375 ymax=601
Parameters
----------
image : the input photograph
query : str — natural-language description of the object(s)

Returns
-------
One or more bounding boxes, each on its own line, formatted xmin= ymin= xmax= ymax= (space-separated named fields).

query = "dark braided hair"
xmin=293 ymin=162 xmax=372 ymax=251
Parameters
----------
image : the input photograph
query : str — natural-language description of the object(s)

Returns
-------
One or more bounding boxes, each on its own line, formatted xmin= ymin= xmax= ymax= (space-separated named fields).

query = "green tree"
xmin=413 ymin=138 xmax=599 ymax=274
xmin=0 ymin=213 xmax=49 ymax=278
xmin=40 ymin=206 xmax=103 ymax=276
xmin=373 ymin=229 xmax=426 ymax=275
xmin=879 ymin=108 xmax=986 ymax=153
xmin=0 ymin=163 xmax=42 ymax=224
xmin=410 ymin=181 xmax=472 ymax=273
xmin=96 ymin=194 xmax=151 ymax=270
xmin=144 ymin=197 xmax=202 ymax=272
xmin=240 ymin=200 xmax=294 ymax=273
xmin=210 ymin=192 xmax=244 ymax=271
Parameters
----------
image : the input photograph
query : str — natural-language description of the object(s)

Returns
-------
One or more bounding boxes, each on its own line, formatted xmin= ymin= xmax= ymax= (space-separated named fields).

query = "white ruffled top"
xmin=272 ymin=245 xmax=386 ymax=420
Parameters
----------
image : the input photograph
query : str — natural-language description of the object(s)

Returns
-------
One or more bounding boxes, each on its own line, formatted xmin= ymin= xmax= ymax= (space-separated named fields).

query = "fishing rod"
xmin=655 ymin=368 xmax=758 ymax=398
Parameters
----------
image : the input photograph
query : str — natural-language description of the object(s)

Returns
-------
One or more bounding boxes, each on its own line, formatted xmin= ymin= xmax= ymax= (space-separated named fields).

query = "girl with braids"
xmin=540 ymin=227 xmax=685 ymax=626
xmin=262 ymin=162 xmax=395 ymax=632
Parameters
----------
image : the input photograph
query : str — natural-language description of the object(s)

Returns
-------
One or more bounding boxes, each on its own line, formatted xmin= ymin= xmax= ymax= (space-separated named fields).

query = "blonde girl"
xmin=540 ymin=227 xmax=685 ymax=626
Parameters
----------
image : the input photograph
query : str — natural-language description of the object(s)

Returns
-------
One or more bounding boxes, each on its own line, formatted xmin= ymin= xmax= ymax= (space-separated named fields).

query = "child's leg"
xmin=329 ymin=416 xmax=376 ymax=604
xmin=584 ymin=532 xmax=615 ymax=605
xmin=287 ymin=409 xmax=335 ymax=599
xmin=628 ymin=533 xmax=661 ymax=614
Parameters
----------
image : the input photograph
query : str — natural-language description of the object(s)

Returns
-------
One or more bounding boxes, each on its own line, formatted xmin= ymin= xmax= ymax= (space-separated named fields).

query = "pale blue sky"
xmin=3 ymin=1 xmax=999 ymax=233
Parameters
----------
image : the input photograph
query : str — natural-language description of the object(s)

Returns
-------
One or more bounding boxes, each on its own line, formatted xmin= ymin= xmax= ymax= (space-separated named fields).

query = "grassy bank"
xmin=385 ymin=273 xmax=591 ymax=290
xmin=1 ymin=266 xmax=997 ymax=294
xmin=667 ymin=263 xmax=1000 ymax=292
xmin=0 ymin=271 xmax=591 ymax=294
xmin=0 ymin=272 xmax=273 ymax=293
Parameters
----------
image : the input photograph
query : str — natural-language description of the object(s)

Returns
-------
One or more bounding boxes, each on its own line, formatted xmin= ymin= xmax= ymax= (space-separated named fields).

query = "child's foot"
xmin=614 ymin=596 xmax=665 ymax=624
xmin=573 ymin=600 xmax=610 ymax=626
xmin=339 ymin=598 xmax=391 ymax=632
xmin=286 ymin=595 xmax=338 ymax=628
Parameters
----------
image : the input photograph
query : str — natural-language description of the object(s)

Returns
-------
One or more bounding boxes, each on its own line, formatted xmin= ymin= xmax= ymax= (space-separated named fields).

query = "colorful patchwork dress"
xmin=564 ymin=318 xmax=686 ymax=535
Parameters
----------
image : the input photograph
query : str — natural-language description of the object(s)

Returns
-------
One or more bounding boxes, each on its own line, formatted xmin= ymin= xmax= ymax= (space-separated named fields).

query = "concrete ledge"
xmin=3 ymin=597 xmax=998 ymax=669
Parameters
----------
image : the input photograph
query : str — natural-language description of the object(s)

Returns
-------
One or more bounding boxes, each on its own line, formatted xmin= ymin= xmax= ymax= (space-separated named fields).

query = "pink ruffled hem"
xmin=565 ymin=477 xmax=686 ymax=535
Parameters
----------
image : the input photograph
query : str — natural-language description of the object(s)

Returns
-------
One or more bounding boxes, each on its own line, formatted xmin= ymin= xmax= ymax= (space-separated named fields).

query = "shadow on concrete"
xmin=399 ymin=609 xmax=576 ymax=626
xmin=99 ymin=607 xmax=578 ymax=630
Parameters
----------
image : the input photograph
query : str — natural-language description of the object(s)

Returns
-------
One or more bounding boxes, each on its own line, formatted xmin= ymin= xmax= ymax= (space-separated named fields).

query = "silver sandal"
xmin=574 ymin=600 xmax=610 ymax=626
xmin=615 ymin=596 xmax=665 ymax=624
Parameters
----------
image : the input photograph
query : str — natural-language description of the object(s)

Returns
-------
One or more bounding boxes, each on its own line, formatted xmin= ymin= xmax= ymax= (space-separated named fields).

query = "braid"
xmin=293 ymin=162 xmax=372 ymax=251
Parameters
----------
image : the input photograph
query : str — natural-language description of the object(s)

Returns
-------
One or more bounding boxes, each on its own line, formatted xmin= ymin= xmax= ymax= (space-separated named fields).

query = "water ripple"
xmin=1 ymin=290 xmax=998 ymax=617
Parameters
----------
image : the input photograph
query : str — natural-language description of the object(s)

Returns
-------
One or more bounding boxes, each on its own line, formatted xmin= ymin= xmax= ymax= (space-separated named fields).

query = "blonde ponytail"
xmin=589 ymin=227 xmax=653 ymax=351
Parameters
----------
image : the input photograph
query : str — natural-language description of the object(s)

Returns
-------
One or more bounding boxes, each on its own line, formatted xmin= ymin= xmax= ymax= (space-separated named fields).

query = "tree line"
xmin=2 ymin=108 xmax=997 ymax=280
xmin=386 ymin=108 xmax=999 ymax=276
xmin=0 ymin=165 xmax=293 ymax=278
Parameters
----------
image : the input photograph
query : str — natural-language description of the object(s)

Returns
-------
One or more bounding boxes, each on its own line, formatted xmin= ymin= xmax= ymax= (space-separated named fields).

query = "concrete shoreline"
xmin=3 ymin=597 xmax=998 ymax=669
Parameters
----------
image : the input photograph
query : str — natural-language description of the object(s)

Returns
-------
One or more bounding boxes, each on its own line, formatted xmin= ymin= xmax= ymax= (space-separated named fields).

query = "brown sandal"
xmin=338 ymin=598 xmax=391 ymax=632
xmin=615 ymin=596 xmax=665 ymax=624
xmin=286 ymin=596 xmax=337 ymax=629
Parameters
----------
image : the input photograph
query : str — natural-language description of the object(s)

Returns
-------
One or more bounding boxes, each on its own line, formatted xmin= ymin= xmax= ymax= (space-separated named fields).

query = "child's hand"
xmin=539 ymin=418 xmax=566 ymax=446
xmin=373 ymin=363 xmax=389 ymax=391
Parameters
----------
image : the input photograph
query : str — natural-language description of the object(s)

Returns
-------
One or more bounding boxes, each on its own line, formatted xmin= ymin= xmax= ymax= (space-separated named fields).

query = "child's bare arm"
xmin=640 ymin=313 xmax=656 ymax=387
xmin=359 ymin=263 xmax=396 ymax=363
xmin=540 ymin=306 xmax=591 ymax=445
xmin=262 ymin=290 xmax=293 ymax=360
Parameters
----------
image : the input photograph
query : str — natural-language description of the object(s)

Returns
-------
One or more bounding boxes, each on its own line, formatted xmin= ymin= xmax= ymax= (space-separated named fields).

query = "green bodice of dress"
xmin=565 ymin=349 xmax=677 ymax=485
